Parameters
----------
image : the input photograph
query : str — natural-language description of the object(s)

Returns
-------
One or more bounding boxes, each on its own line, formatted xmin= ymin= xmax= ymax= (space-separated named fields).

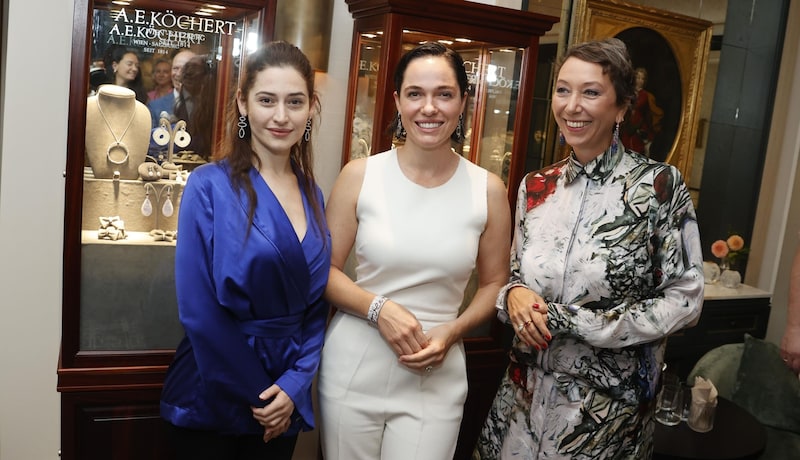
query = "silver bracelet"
xmin=367 ymin=295 xmax=388 ymax=326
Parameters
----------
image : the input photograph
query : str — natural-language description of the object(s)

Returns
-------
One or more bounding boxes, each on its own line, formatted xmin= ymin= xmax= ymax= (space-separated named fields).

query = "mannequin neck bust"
xmin=86 ymin=85 xmax=151 ymax=180
xmin=97 ymin=85 xmax=136 ymax=110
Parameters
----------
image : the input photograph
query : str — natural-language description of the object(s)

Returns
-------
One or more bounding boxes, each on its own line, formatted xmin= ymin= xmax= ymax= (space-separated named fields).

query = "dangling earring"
xmin=141 ymin=184 xmax=153 ymax=217
xmin=612 ymin=121 xmax=620 ymax=151
xmin=395 ymin=113 xmax=406 ymax=139
xmin=162 ymin=185 xmax=174 ymax=218
xmin=304 ymin=118 xmax=312 ymax=142
xmin=455 ymin=114 xmax=464 ymax=141
xmin=174 ymin=126 xmax=191 ymax=149
xmin=238 ymin=115 xmax=249 ymax=139
xmin=152 ymin=121 xmax=169 ymax=146
xmin=559 ymin=131 xmax=566 ymax=146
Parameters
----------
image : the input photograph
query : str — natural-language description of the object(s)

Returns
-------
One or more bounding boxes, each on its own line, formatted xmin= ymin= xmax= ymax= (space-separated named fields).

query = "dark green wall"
xmin=697 ymin=0 xmax=790 ymax=276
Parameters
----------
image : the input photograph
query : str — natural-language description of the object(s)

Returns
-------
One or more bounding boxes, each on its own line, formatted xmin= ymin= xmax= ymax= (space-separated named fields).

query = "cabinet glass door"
xmin=62 ymin=0 xmax=275 ymax=365
xmin=350 ymin=31 xmax=384 ymax=161
xmin=348 ymin=29 xmax=525 ymax=190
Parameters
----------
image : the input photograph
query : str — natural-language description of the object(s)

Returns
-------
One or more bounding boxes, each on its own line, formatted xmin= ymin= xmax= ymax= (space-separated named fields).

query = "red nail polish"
xmin=532 ymin=303 xmax=539 ymax=309
xmin=545 ymin=334 xmax=552 ymax=341
xmin=533 ymin=344 xmax=540 ymax=351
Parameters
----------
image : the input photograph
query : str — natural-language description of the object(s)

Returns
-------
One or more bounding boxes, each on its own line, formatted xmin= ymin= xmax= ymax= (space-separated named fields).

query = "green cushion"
xmin=730 ymin=334 xmax=800 ymax=433
xmin=760 ymin=426 xmax=800 ymax=460
xmin=686 ymin=343 xmax=743 ymax=399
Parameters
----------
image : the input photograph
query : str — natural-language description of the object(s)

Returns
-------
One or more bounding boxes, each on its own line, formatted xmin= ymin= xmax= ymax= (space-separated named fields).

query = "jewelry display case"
xmin=342 ymin=2 xmax=558 ymax=457
xmin=58 ymin=1 xmax=276 ymax=458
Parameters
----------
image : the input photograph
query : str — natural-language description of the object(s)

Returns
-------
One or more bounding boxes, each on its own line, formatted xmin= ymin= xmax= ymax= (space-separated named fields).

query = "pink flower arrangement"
xmin=711 ymin=234 xmax=747 ymax=264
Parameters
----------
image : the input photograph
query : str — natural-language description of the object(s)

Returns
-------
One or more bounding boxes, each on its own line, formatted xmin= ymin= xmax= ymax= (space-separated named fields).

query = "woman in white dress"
xmin=318 ymin=42 xmax=512 ymax=460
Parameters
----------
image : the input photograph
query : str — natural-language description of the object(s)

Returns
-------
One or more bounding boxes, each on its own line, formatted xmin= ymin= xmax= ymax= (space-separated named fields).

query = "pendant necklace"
xmin=96 ymin=96 xmax=136 ymax=165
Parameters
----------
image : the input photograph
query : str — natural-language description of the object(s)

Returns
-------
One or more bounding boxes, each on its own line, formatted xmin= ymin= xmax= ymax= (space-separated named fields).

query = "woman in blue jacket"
xmin=160 ymin=41 xmax=330 ymax=460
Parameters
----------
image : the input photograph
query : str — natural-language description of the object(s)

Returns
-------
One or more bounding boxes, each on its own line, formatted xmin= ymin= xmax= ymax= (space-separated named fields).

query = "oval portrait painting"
xmin=615 ymin=27 xmax=681 ymax=163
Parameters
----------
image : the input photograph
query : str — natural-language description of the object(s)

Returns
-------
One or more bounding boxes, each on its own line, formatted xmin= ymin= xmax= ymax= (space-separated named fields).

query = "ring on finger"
xmin=517 ymin=323 xmax=525 ymax=332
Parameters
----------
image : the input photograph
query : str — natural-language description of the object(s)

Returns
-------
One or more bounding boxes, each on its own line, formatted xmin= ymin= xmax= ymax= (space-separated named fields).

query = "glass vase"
xmin=718 ymin=256 xmax=741 ymax=288
xmin=703 ymin=261 xmax=721 ymax=284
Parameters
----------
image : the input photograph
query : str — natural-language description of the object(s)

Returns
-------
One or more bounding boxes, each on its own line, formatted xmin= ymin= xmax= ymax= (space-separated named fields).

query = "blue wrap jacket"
xmin=161 ymin=160 xmax=330 ymax=436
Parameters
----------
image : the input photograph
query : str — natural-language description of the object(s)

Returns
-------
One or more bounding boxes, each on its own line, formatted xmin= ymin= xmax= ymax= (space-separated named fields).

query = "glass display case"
xmin=58 ymin=1 xmax=276 ymax=458
xmin=343 ymin=2 xmax=558 ymax=458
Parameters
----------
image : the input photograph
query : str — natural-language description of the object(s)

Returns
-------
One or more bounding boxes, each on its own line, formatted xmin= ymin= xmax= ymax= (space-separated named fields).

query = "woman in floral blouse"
xmin=474 ymin=38 xmax=704 ymax=459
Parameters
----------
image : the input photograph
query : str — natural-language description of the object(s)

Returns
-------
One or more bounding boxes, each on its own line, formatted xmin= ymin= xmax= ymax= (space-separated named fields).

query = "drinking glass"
xmin=655 ymin=373 xmax=683 ymax=426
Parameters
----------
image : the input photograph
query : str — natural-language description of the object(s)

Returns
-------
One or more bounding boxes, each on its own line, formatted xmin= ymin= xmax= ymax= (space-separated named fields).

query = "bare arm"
xmin=781 ymin=244 xmax=800 ymax=373
xmin=323 ymin=158 xmax=429 ymax=357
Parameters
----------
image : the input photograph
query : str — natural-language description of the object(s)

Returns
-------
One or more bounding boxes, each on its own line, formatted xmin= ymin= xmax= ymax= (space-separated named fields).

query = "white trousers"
xmin=318 ymin=312 xmax=467 ymax=460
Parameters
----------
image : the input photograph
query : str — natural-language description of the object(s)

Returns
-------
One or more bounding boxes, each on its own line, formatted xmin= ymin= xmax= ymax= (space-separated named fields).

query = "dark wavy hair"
xmin=555 ymin=37 xmax=636 ymax=108
xmin=388 ymin=42 xmax=469 ymax=143
xmin=103 ymin=45 xmax=148 ymax=104
xmin=174 ymin=55 xmax=217 ymax=160
xmin=218 ymin=41 xmax=325 ymax=237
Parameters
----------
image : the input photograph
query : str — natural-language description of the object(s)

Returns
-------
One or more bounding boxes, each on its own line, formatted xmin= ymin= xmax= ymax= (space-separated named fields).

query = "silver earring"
xmin=455 ymin=113 xmax=464 ymax=141
xmin=238 ymin=115 xmax=248 ymax=139
xmin=612 ymin=122 xmax=620 ymax=151
xmin=161 ymin=185 xmax=174 ymax=217
xmin=395 ymin=113 xmax=406 ymax=139
xmin=304 ymin=118 xmax=312 ymax=142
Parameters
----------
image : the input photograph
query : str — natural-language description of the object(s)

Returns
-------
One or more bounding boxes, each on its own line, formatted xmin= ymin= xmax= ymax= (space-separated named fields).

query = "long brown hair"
xmin=217 ymin=41 xmax=325 ymax=238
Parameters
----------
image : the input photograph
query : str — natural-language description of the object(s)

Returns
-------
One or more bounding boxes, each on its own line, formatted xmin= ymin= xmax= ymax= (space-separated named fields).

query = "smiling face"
xmin=393 ymin=56 xmax=466 ymax=151
xmin=171 ymin=50 xmax=196 ymax=90
xmin=113 ymin=52 xmax=139 ymax=85
xmin=152 ymin=61 xmax=172 ymax=88
xmin=237 ymin=66 xmax=312 ymax=158
xmin=552 ymin=57 xmax=627 ymax=161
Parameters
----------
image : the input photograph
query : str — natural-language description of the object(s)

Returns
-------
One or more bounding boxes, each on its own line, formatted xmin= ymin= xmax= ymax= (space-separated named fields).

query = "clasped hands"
xmin=508 ymin=286 xmax=551 ymax=350
xmin=376 ymin=299 xmax=452 ymax=373
xmin=251 ymin=384 xmax=294 ymax=443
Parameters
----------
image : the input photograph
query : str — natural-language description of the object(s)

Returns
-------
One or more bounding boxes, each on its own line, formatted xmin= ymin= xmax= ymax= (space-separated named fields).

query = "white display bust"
xmin=85 ymin=85 xmax=150 ymax=179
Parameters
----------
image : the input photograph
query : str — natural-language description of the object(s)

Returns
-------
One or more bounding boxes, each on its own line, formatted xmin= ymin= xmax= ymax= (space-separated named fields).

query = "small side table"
xmin=653 ymin=397 xmax=766 ymax=459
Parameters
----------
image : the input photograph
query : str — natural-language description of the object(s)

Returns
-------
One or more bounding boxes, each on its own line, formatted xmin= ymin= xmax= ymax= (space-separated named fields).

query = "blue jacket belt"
xmin=237 ymin=313 xmax=304 ymax=337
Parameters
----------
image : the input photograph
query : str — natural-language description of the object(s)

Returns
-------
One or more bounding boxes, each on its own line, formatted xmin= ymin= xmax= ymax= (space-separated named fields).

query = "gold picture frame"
xmin=571 ymin=0 xmax=713 ymax=180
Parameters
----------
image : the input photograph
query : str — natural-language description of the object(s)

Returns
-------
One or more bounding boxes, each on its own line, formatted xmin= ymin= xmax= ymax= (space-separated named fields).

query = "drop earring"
xmin=141 ymin=184 xmax=153 ymax=217
xmin=174 ymin=126 xmax=191 ymax=149
xmin=152 ymin=121 xmax=170 ymax=146
xmin=612 ymin=121 xmax=620 ymax=151
xmin=161 ymin=185 xmax=174 ymax=217
xmin=395 ymin=113 xmax=406 ymax=139
xmin=455 ymin=114 xmax=464 ymax=141
xmin=238 ymin=114 xmax=248 ymax=139
xmin=304 ymin=118 xmax=312 ymax=142
xmin=559 ymin=131 xmax=566 ymax=146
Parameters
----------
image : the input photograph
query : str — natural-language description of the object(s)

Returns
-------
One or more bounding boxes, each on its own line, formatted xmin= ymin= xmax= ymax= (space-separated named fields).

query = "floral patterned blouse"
xmin=475 ymin=144 xmax=704 ymax=459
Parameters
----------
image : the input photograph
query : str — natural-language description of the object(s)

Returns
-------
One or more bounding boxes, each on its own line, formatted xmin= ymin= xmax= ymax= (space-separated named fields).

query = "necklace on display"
xmin=96 ymin=97 xmax=136 ymax=165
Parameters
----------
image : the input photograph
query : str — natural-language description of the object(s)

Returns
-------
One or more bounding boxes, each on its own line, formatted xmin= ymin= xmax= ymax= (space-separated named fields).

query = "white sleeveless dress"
xmin=319 ymin=148 xmax=488 ymax=460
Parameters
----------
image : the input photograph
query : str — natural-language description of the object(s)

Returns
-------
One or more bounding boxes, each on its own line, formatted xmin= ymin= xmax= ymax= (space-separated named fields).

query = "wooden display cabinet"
xmin=344 ymin=0 xmax=558 ymax=197
xmin=58 ymin=1 xmax=276 ymax=459
xmin=342 ymin=1 xmax=558 ymax=457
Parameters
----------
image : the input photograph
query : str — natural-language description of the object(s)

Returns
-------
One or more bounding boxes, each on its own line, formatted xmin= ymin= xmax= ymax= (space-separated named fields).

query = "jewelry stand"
xmin=152 ymin=116 xmax=190 ymax=184
xmin=141 ymin=182 xmax=177 ymax=242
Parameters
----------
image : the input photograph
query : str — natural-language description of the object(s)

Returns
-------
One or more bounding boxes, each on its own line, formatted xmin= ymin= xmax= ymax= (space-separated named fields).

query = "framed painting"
xmin=571 ymin=0 xmax=713 ymax=180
